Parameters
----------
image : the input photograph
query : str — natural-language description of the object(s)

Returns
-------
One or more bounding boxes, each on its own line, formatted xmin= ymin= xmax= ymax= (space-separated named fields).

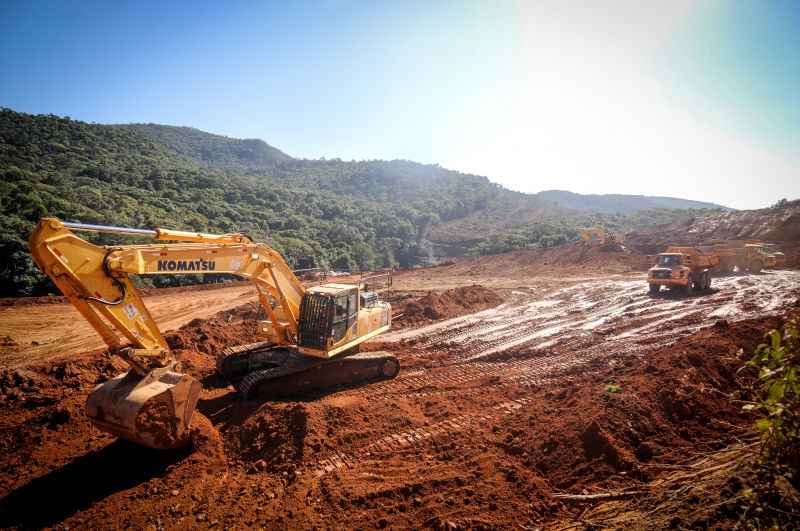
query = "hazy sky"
xmin=1 ymin=0 xmax=798 ymax=209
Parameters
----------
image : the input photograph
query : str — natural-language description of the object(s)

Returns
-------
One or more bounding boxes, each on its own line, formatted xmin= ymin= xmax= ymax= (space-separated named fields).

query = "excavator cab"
xmin=297 ymin=283 xmax=391 ymax=357
xmin=297 ymin=286 xmax=356 ymax=350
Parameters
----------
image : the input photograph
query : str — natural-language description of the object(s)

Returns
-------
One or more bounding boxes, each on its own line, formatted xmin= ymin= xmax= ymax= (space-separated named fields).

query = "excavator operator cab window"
xmin=332 ymin=294 xmax=348 ymax=342
xmin=299 ymin=288 xmax=360 ymax=349
xmin=331 ymin=288 xmax=358 ymax=342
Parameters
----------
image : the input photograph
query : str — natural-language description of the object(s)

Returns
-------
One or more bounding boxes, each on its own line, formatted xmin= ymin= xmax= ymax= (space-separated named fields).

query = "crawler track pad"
xmin=217 ymin=343 xmax=400 ymax=400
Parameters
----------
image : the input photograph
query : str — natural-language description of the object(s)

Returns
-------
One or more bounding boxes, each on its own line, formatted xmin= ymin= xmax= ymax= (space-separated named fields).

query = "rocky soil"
xmin=1 ymin=252 xmax=799 ymax=529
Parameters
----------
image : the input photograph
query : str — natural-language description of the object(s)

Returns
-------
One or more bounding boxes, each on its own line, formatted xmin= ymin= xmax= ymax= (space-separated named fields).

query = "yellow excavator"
xmin=577 ymin=227 xmax=624 ymax=251
xmin=29 ymin=218 xmax=399 ymax=450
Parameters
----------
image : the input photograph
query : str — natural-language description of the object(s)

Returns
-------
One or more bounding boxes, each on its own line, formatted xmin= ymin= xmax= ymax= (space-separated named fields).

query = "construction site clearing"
xmin=1 ymin=239 xmax=799 ymax=529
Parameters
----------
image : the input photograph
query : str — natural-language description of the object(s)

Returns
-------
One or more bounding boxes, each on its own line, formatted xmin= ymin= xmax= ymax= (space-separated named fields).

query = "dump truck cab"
xmin=648 ymin=247 xmax=718 ymax=295
xmin=648 ymin=253 xmax=690 ymax=287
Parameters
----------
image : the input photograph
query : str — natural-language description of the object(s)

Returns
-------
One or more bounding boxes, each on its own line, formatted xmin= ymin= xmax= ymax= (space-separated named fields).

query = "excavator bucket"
xmin=86 ymin=367 xmax=202 ymax=449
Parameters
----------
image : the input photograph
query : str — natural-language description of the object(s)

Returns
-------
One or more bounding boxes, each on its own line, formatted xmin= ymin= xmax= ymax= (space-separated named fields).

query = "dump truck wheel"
xmin=648 ymin=284 xmax=661 ymax=295
xmin=685 ymin=280 xmax=694 ymax=295
xmin=751 ymin=261 xmax=763 ymax=274
xmin=703 ymin=272 xmax=712 ymax=290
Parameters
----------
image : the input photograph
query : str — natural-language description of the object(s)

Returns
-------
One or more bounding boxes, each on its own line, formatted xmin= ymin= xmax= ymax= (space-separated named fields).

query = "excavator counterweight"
xmin=28 ymin=218 xmax=399 ymax=449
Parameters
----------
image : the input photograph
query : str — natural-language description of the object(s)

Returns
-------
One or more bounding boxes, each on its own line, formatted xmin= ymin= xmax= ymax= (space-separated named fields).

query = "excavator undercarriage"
xmin=28 ymin=218 xmax=400 ymax=449
xmin=217 ymin=342 xmax=399 ymax=399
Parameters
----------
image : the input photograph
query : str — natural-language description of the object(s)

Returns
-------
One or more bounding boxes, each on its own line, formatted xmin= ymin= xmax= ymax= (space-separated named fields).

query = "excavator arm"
xmin=27 ymin=218 xmax=307 ymax=449
xmin=29 ymin=218 xmax=306 ymax=373
xmin=577 ymin=227 xmax=607 ymax=245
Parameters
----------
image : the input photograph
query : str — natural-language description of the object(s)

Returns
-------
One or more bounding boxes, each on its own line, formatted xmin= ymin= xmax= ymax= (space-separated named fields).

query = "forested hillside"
xmin=536 ymin=190 xmax=728 ymax=214
xmin=115 ymin=124 xmax=291 ymax=173
xmin=1 ymin=108 xmax=724 ymax=296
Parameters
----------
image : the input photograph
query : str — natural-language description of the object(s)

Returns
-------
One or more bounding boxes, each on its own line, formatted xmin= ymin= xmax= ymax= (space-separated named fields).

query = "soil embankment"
xmin=626 ymin=203 xmax=800 ymax=255
xmin=1 ymin=269 xmax=799 ymax=528
xmin=393 ymin=242 xmax=651 ymax=292
xmin=391 ymin=285 xmax=503 ymax=328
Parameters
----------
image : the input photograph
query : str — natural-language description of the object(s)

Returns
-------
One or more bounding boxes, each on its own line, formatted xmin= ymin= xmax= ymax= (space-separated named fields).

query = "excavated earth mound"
xmin=0 ymin=285 xmax=799 ymax=528
xmin=468 ymin=242 xmax=651 ymax=276
xmin=394 ymin=243 xmax=651 ymax=289
xmin=500 ymin=315 xmax=786 ymax=492
xmin=394 ymin=285 xmax=503 ymax=327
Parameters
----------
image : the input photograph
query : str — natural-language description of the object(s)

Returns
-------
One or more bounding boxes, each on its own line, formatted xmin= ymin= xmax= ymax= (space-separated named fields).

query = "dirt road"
xmin=0 ymin=284 xmax=256 ymax=367
xmin=385 ymin=270 xmax=797 ymax=361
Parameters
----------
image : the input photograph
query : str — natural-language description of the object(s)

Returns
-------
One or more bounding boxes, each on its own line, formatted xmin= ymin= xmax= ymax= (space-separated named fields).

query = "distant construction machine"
xmin=710 ymin=241 xmax=772 ymax=274
xmin=647 ymin=246 xmax=720 ymax=295
xmin=577 ymin=227 xmax=624 ymax=251
xmin=754 ymin=243 xmax=785 ymax=269
xmin=29 ymin=218 xmax=400 ymax=450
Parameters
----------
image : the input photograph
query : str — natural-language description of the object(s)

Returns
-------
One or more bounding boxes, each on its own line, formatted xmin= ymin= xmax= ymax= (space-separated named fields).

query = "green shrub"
xmin=737 ymin=315 xmax=800 ymax=527
xmin=743 ymin=316 xmax=800 ymax=473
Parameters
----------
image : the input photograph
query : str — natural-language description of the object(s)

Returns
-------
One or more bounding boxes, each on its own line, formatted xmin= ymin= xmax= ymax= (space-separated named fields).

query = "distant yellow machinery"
xmin=709 ymin=240 xmax=778 ymax=274
xmin=29 ymin=218 xmax=399 ymax=449
xmin=577 ymin=227 xmax=624 ymax=250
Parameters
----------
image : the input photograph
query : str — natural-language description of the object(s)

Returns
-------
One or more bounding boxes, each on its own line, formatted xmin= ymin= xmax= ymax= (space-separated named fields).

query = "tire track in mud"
xmin=348 ymin=271 xmax=800 ymax=403
xmin=394 ymin=271 xmax=800 ymax=365
xmin=309 ymin=271 xmax=800 ymax=479
xmin=309 ymin=334 xmax=683 ymax=478
xmin=310 ymin=398 xmax=532 ymax=478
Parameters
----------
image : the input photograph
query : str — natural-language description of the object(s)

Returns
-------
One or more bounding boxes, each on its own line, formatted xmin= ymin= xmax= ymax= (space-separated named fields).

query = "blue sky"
xmin=1 ymin=0 xmax=798 ymax=209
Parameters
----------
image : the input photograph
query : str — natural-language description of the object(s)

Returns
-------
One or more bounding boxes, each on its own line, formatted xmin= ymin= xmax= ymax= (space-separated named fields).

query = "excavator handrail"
xmin=62 ymin=220 xmax=159 ymax=237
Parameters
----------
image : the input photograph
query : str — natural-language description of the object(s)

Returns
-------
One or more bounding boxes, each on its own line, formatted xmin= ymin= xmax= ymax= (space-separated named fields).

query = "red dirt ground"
xmin=0 ymin=280 xmax=253 ymax=308
xmin=1 ymin=266 xmax=799 ymax=528
xmin=391 ymin=242 xmax=652 ymax=293
xmin=392 ymin=285 xmax=503 ymax=328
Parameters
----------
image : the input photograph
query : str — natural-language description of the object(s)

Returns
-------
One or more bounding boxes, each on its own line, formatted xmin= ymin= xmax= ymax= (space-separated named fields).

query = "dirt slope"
xmin=1 ymin=271 xmax=799 ymax=528
xmin=626 ymin=202 xmax=800 ymax=254
xmin=391 ymin=285 xmax=503 ymax=328
xmin=393 ymin=242 xmax=650 ymax=292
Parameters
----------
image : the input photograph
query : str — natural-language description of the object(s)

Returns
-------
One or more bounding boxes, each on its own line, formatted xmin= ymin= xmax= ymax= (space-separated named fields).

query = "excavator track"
xmin=217 ymin=342 xmax=400 ymax=400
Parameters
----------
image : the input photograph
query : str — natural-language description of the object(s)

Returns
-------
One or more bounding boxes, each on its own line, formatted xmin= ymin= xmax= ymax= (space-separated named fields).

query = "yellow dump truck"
xmin=711 ymin=240 xmax=775 ymax=273
xmin=647 ymin=246 xmax=720 ymax=295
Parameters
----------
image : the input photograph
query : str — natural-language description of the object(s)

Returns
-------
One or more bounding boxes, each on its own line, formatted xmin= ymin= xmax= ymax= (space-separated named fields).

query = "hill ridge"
xmin=536 ymin=189 xmax=729 ymax=213
xmin=0 ymin=107 xmax=730 ymax=296
xmin=113 ymin=123 xmax=292 ymax=173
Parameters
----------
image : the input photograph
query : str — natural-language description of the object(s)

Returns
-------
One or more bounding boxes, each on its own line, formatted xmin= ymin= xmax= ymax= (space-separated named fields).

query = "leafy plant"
xmin=727 ymin=316 xmax=800 ymax=525
xmin=743 ymin=316 xmax=800 ymax=473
